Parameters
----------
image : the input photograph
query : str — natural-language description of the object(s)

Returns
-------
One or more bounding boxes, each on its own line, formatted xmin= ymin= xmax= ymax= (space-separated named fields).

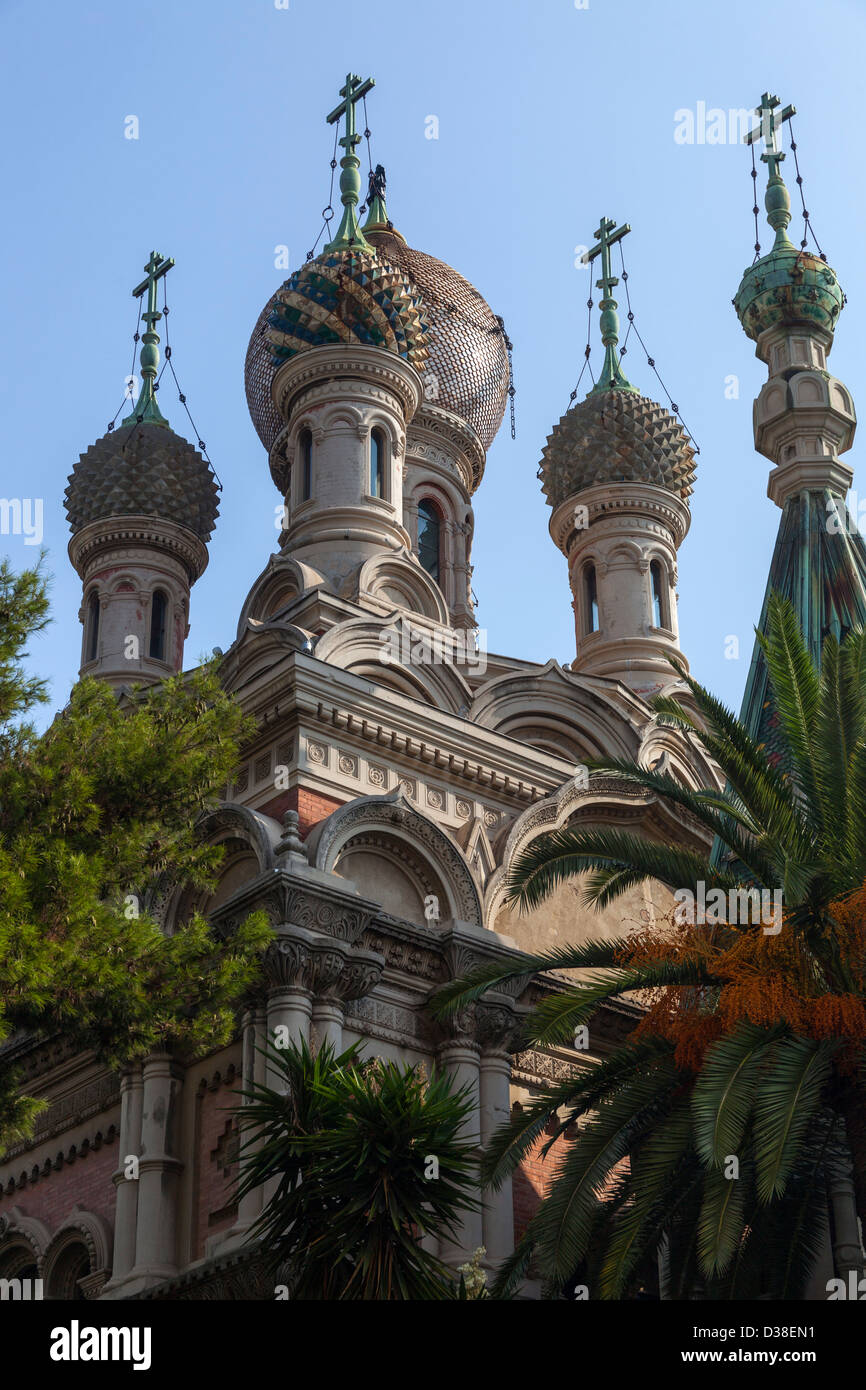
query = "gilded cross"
xmin=325 ymin=73 xmax=375 ymax=253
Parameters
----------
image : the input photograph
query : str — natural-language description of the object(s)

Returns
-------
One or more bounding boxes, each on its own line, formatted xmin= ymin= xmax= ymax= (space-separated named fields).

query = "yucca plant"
xmin=433 ymin=594 xmax=866 ymax=1298
xmin=235 ymin=1038 xmax=481 ymax=1299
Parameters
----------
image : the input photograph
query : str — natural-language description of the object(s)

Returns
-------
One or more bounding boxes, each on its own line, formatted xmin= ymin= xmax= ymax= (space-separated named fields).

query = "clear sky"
xmin=3 ymin=0 xmax=865 ymax=724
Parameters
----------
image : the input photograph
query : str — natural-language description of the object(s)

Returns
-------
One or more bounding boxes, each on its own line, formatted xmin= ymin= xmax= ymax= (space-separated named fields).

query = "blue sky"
xmin=2 ymin=0 xmax=865 ymax=722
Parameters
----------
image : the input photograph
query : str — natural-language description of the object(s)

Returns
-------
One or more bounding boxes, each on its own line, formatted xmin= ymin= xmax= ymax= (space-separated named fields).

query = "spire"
xmin=122 ymin=251 xmax=174 ymax=428
xmin=744 ymin=92 xmax=796 ymax=251
xmin=324 ymin=72 xmax=375 ymax=254
xmin=732 ymin=95 xmax=865 ymax=767
xmin=583 ymin=217 xmax=636 ymax=395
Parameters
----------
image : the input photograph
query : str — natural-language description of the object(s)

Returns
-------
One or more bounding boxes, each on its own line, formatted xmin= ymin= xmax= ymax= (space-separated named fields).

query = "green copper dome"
xmin=734 ymin=243 xmax=844 ymax=343
xmin=265 ymin=247 xmax=430 ymax=371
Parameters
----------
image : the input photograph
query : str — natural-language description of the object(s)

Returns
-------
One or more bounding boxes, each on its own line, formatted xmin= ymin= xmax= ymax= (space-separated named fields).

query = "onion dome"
xmin=539 ymin=216 xmax=696 ymax=512
xmin=734 ymin=97 xmax=844 ymax=342
xmin=245 ymin=178 xmax=509 ymax=456
xmin=540 ymin=391 xmax=696 ymax=510
xmin=67 ymin=250 xmax=219 ymax=544
xmin=65 ymin=422 xmax=219 ymax=543
xmin=735 ymin=246 xmax=844 ymax=343
xmin=267 ymin=246 xmax=429 ymax=369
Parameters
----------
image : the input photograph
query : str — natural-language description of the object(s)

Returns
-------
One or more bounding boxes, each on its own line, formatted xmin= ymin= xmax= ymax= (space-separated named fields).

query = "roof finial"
xmin=584 ymin=217 xmax=635 ymax=394
xmin=744 ymin=92 xmax=797 ymax=249
xmin=324 ymin=73 xmax=375 ymax=254
xmin=122 ymin=251 xmax=174 ymax=428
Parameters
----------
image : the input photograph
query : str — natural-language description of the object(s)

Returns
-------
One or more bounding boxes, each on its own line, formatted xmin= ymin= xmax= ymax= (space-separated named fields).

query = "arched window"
xmin=149 ymin=589 xmax=168 ymax=661
xmin=417 ymin=500 xmax=441 ymax=583
xmin=650 ymin=559 xmax=665 ymax=628
xmin=299 ymin=428 xmax=313 ymax=502
xmin=584 ymin=563 xmax=599 ymax=634
xmin=370 ymin=428 xmax=386 ymax=499
xmin=86 ymin=592 xmax=100 ymax=663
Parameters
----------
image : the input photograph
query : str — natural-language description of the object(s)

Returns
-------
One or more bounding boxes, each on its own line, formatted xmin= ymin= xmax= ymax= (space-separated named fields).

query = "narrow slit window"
xmin=299 ymin=428 xmax=313 ymax=501
xmin=86 ymin=592 xmax=100 ymax=663
xmin=370 ymin=428 xmax=385 ymax=498
xmin=417 ymin=500 xmax=441 ymax=583
xmin=650 ymin=559 xmax=665 ymax=628
xmin=150 ymin=589 xmax=167 ymax=660
xmin=584 ymin=563 xmax=599 ymax=634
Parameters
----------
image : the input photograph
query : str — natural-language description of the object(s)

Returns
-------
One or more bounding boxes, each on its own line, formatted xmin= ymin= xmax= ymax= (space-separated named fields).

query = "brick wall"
xmin=0 ymin=1130 xmax=118 ymax=1237
xmin=259 ymin=785 xmax=344 ymax=836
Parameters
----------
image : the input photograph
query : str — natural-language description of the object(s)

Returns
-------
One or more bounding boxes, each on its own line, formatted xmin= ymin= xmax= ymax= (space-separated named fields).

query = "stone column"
xmin=236 ymin=1004 xmax=267 ymax=1230
xmin=132 ymin=1052 xmax=184 ymax=1281
xmin=437 ymin=1007 xmax=483 ymax=1267
xmin=830 ymin=1145 xmax=864 ymax=1281
xmin=478 ymin=1046 xmax=515 ymax=1268
xmin=106 ymin=1065 xmax=143 ymax=1287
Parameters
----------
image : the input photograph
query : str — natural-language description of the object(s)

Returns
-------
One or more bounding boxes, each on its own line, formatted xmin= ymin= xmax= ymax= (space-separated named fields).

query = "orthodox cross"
xmin=123 ymin=251 xmax=174 ymax=427
xmin=744 ymin=93 xmax=796 ymax=243
xmin=744 ymin=92 xmax=796 ymax=178
xmin=583 ymin=217 xmax=634 ymax=393
xmin=325 ymin=72 xmax=375 ymax=253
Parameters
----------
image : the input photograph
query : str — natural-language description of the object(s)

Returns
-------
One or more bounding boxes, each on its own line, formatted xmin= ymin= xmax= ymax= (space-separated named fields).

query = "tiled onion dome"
xmin=734 ymin=246 xmax=844 ymax=343
xmin=246 ymin=240 xmax=509 ymax=455
xmin=540 ymin=390 xmax=697 ymax=511
xmin=246 ymin=247 xmax=428 ymax=443
xmin=65 ymin=423 xmax=220 ymax=542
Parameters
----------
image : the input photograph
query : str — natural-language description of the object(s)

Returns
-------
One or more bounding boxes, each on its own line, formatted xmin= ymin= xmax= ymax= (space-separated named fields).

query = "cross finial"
xmin=744 ymin=92 xmax=797 ymax=246
xmin=582 ymin=218 xmax=635 ymax=394
xmin=324 ymin=73 xmax=375 ymax=253
xmin=122 ymin=251 xmax=174 ymax=428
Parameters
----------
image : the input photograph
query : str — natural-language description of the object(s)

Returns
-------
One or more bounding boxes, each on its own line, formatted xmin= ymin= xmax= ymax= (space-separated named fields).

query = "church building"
xmin=0 ymin=80 xmax=860 ymax=1300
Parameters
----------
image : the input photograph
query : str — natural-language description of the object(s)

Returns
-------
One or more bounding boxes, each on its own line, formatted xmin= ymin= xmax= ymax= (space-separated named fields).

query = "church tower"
xmin=733 ymin=93 xmax=864 ymax=756
xmin=538 ymin=218 xmax=696 ymax=696
xmin=65 ymin=253 xmax=219 ymax=687
xmin=243 ymin=76 xmax=510 ymax=636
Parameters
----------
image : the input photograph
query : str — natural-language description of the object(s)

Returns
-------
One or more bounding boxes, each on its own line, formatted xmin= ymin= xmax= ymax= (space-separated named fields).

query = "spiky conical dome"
xmin=734 ymin=245 xmax=844 ymax=343
xmin=246 ymin=239 xmax=509 ymax=456
xmin=539 ymin=389 xmax=696 ymax=511
xmin=65 ymin=423 xmax=220 ymax=542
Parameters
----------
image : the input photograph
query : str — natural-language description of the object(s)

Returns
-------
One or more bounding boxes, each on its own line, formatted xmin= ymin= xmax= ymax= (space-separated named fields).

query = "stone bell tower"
xmin=65 ymin=252 xmax=219 ymax=687
xmin=538 ymin=217 xmax=697 ymax=697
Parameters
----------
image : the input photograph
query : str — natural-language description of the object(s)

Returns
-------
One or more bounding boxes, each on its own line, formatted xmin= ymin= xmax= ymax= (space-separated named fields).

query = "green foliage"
xmin=0 ymin=559 xmax=269 ymax=1152
xmin=433 ymin=594 xmax=866 ymax=1298
xmin=235 ymin=1038 xmax=482 ymax=1299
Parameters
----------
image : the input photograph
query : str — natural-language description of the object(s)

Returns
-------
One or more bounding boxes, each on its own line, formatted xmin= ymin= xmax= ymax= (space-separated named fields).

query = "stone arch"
xmin=306 ymin=789 xmax=483 ymax=928
xmin=314 ymin=615 xmax=472 ymax=712
xmin=356 ymin=553 xmax=449 ymax=623
xmin=470 ymin=660 xmax=641 ymax=764
xmin=42 ymin=1209 xmax=113 ymax=1300
xmin=236 ymin=554 xmax=325 ymax=637
xmin=0 ymin=1207 xmax=50 ymax=1278
xmin=159 ymin=804 xmax=282 ymax=929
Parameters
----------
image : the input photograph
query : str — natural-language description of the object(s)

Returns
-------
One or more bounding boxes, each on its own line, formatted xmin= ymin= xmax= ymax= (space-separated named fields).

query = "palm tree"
xmin=433 ymin=594 xmax=866 ymax=1298
xmin=235 ymin=1037 xmax=482 ymax=1299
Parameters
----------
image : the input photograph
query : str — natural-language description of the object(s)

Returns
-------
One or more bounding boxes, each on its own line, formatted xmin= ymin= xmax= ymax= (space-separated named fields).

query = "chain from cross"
xmin=744 ymin=92 xmax=796 ymax=177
